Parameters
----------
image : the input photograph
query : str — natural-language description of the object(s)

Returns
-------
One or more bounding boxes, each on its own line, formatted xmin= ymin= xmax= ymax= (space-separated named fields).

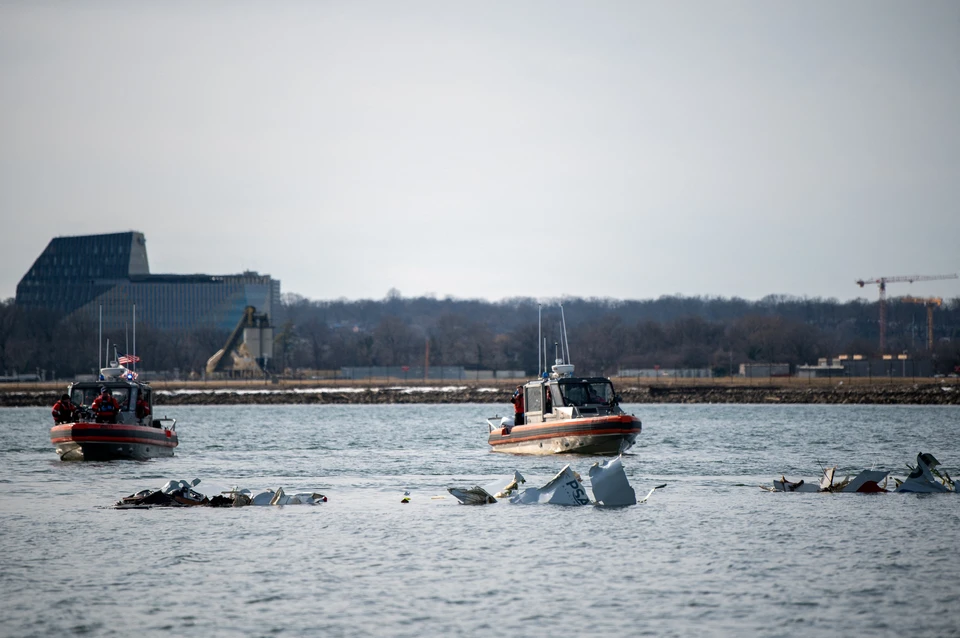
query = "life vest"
xmin=512 ymin=390 xmax=524 ymax=413
xmin=92 ymin=394 xmax=120 ymax=419
xmin=52 ymin=400 xmax=74 ymax=422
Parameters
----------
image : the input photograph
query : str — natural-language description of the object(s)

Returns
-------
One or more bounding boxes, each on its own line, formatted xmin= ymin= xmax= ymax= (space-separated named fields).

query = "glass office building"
xmin=15 ymin=232 xmax=281 ymax=332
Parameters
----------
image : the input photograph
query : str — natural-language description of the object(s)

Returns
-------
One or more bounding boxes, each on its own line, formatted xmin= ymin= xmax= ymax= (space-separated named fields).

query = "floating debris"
xmin=763 ymin=452 xmax=956 ymax=494
xmin=447 ymin=486 xmax=497 ymax=505
xmin=896 ymin=453 xmax=956 ymax=493
xmin=115 ymin=479 xmax=327 ymax=509
xmin=447 ymin=457 xmax=662 ymax=507
xmin=588 ymin=456 xmax=636 ymax=506
xmin=510 ymin=465 xmax=591 ymax=505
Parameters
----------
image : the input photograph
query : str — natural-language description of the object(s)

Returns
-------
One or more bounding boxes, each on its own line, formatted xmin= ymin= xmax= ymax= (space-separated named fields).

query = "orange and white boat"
xmin=486 ymin=306 xmax=641 ymax=455
xmin=50 ymin=366 xmax=178 ymax=461
xmin=487 ymin=365 xmax=641 ymax=455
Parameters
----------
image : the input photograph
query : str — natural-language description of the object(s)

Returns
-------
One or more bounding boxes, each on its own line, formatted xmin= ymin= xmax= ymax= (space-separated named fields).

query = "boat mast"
xmin=560 ymin=304 xmax=572 ymax=365
xmin=537 ymin=304 xmax=542 ymax=377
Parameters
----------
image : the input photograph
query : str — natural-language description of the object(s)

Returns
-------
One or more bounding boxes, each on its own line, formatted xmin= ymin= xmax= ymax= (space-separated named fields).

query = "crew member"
xmin=91 ymin=387 xmax=120 ymax=423
xmin=511 ymin=385 xmax=525 ymax=426
xmin=135 ymin=394 xmax=151 ymax=421
xmin=51 ymin=394 xmax=77 ymax=424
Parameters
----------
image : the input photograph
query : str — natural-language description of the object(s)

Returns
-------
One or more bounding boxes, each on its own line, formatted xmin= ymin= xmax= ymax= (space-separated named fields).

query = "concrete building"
xmin=15 ymin=232 xmax=281 ymax=332
xmin=740 ymin=363 xmax=790 ymax=378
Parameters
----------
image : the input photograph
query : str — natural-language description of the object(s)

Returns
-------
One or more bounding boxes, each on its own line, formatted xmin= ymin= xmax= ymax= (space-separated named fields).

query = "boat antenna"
xmin=543 ymin=337 xmax=547 ymax=374
xmin=560 ymin=303 xmax=572 ymax=365
xmin=98 ymin=305 xmax=102 ymax=373
xmin=537 ymin=303 xmax=542 ymax=376
xmin=132 ymin=304 xmax=136 ymax=373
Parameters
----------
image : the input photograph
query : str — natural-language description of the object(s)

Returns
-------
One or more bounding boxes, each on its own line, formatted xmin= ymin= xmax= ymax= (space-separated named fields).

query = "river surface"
xmin=1 ymin=403 xmax=959 ymax=637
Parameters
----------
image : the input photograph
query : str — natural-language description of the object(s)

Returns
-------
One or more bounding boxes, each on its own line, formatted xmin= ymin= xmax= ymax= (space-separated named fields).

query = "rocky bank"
xmin=2 ymin=383 xmax=958 ymax=407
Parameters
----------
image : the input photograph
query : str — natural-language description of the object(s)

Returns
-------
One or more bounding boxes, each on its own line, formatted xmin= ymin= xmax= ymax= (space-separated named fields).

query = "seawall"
xmin=2 ymin=383 xmax=958 ymax=406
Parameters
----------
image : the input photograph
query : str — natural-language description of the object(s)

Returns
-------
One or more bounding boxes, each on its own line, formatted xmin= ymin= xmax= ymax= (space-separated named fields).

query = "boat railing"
xmin=155 ymin=417 xmax=177 ymax=431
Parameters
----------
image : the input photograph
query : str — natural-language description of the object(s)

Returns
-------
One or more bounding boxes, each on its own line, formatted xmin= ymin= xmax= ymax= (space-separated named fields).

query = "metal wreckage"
xmin=447 ymin=456 xmax=665 ymax=507
xmin=115 ymin=479 xmax=328 ymax=509
xmin=113 ymin=457 xmax=659 ymax=510
xmin=763 ymin=452 xmax=957 ymax=494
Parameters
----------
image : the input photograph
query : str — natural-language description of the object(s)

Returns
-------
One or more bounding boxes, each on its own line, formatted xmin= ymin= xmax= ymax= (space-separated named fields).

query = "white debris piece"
xmin=842 ymin=470 xmax=889 ymax=493
xmin=771 ymin=477 xmax=820 ymax=492
xmin=161 ymin=478 xmax=202 ymax=494
xmin=510 ymin=465 xmax=591 ymax=506
xmin=897 ymin=453 xmax=955 ymax=493
xmin=251 ymin=489 xmax=277 ymax=505
xmin=588 ymin=456 xmax=636 ymax=506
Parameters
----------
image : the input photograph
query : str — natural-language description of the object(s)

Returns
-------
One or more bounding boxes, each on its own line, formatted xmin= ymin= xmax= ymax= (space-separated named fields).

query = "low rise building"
xmin=16 ymin=232 xmax=282 ymax=333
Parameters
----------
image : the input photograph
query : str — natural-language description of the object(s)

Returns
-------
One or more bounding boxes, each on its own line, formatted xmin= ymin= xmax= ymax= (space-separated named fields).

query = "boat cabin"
xmin=68 ymin=367 xmax=156 ymax=427
xmin=520 ymin=364 xmax=621 ymax=425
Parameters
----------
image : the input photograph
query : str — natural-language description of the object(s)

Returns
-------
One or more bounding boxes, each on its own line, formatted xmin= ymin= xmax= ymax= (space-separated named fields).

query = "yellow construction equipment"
xmin=899 ymin=296 xmax=943 ymax=351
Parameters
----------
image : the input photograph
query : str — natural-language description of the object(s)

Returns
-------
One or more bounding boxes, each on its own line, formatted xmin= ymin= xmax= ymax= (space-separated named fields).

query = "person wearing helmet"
xmin=91 ymin=386 xmax=120 ymax=423
xmin=51 ymin=393 xmax=77 ymax=424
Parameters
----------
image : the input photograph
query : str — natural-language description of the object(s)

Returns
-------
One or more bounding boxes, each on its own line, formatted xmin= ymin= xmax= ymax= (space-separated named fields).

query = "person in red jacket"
xmin=135 ymin=395 xmax=151 ymax=421
xmin=51 ymin=394 xmax=77 ymax=424
xmin=91 ymin=387 xmax=121 ymax=423
xmin=511 ymin=385 xmax=525 ymax=425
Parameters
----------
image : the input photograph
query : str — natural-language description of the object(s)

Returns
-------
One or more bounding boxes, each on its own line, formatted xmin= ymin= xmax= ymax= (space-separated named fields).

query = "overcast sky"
xmin=2 ymin=1 xmax=959 ymax=304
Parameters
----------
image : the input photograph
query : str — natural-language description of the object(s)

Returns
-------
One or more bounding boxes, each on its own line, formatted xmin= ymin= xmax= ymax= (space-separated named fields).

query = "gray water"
xmin=1 ymin=403 xmax=959 ymax=637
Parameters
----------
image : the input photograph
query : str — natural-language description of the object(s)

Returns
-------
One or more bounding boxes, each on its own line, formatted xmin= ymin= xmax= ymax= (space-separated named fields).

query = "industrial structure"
xmin=205 ymin=306 xmax=275 ymax=376
xmin=15 ymin=232 xmax=281 ymax=333
xmin=855 ymin=273 xmax=957 ymax=352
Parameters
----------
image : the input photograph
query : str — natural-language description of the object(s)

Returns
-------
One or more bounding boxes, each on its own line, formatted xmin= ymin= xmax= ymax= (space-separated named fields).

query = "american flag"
xmin=118 ymin=353 xmax=141 ymax=365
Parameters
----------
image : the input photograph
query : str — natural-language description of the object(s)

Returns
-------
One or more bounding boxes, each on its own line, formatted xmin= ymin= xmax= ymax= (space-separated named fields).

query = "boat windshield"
xmin=558 ymin=380 xmax=615 ymax=406
xmin=72 ymin=386 xmax=131 ymax=409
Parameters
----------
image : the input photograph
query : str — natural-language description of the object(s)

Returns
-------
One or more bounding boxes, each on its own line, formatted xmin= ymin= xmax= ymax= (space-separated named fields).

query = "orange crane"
xmin=855 ymin=273 xmax=957 ymax=352
xmin=899 ymin=296 xmax=943 ymax=351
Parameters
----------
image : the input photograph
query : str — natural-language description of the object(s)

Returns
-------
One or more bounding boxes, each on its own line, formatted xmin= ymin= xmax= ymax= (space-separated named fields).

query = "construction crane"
xmin=899 ymin=296 xmax=943 ymax=351
xmin=855 ymin=274 xmax=957 ymax=352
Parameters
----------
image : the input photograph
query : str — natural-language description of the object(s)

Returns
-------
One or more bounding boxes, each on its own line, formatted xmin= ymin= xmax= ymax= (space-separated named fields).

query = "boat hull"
xmin=51 ymin=422 xmax=178 ymax=461
xmin=488 ymin=414 xmax=641 ymax=455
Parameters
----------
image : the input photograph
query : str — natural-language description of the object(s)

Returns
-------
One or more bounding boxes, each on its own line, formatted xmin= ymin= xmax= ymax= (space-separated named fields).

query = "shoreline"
xmin=2 ymin=382 xmax=958 ymax=406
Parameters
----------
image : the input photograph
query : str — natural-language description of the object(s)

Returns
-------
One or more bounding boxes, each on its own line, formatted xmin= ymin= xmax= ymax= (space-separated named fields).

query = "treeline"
xmin=2 ymin=293 xmax=960 ymax=380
